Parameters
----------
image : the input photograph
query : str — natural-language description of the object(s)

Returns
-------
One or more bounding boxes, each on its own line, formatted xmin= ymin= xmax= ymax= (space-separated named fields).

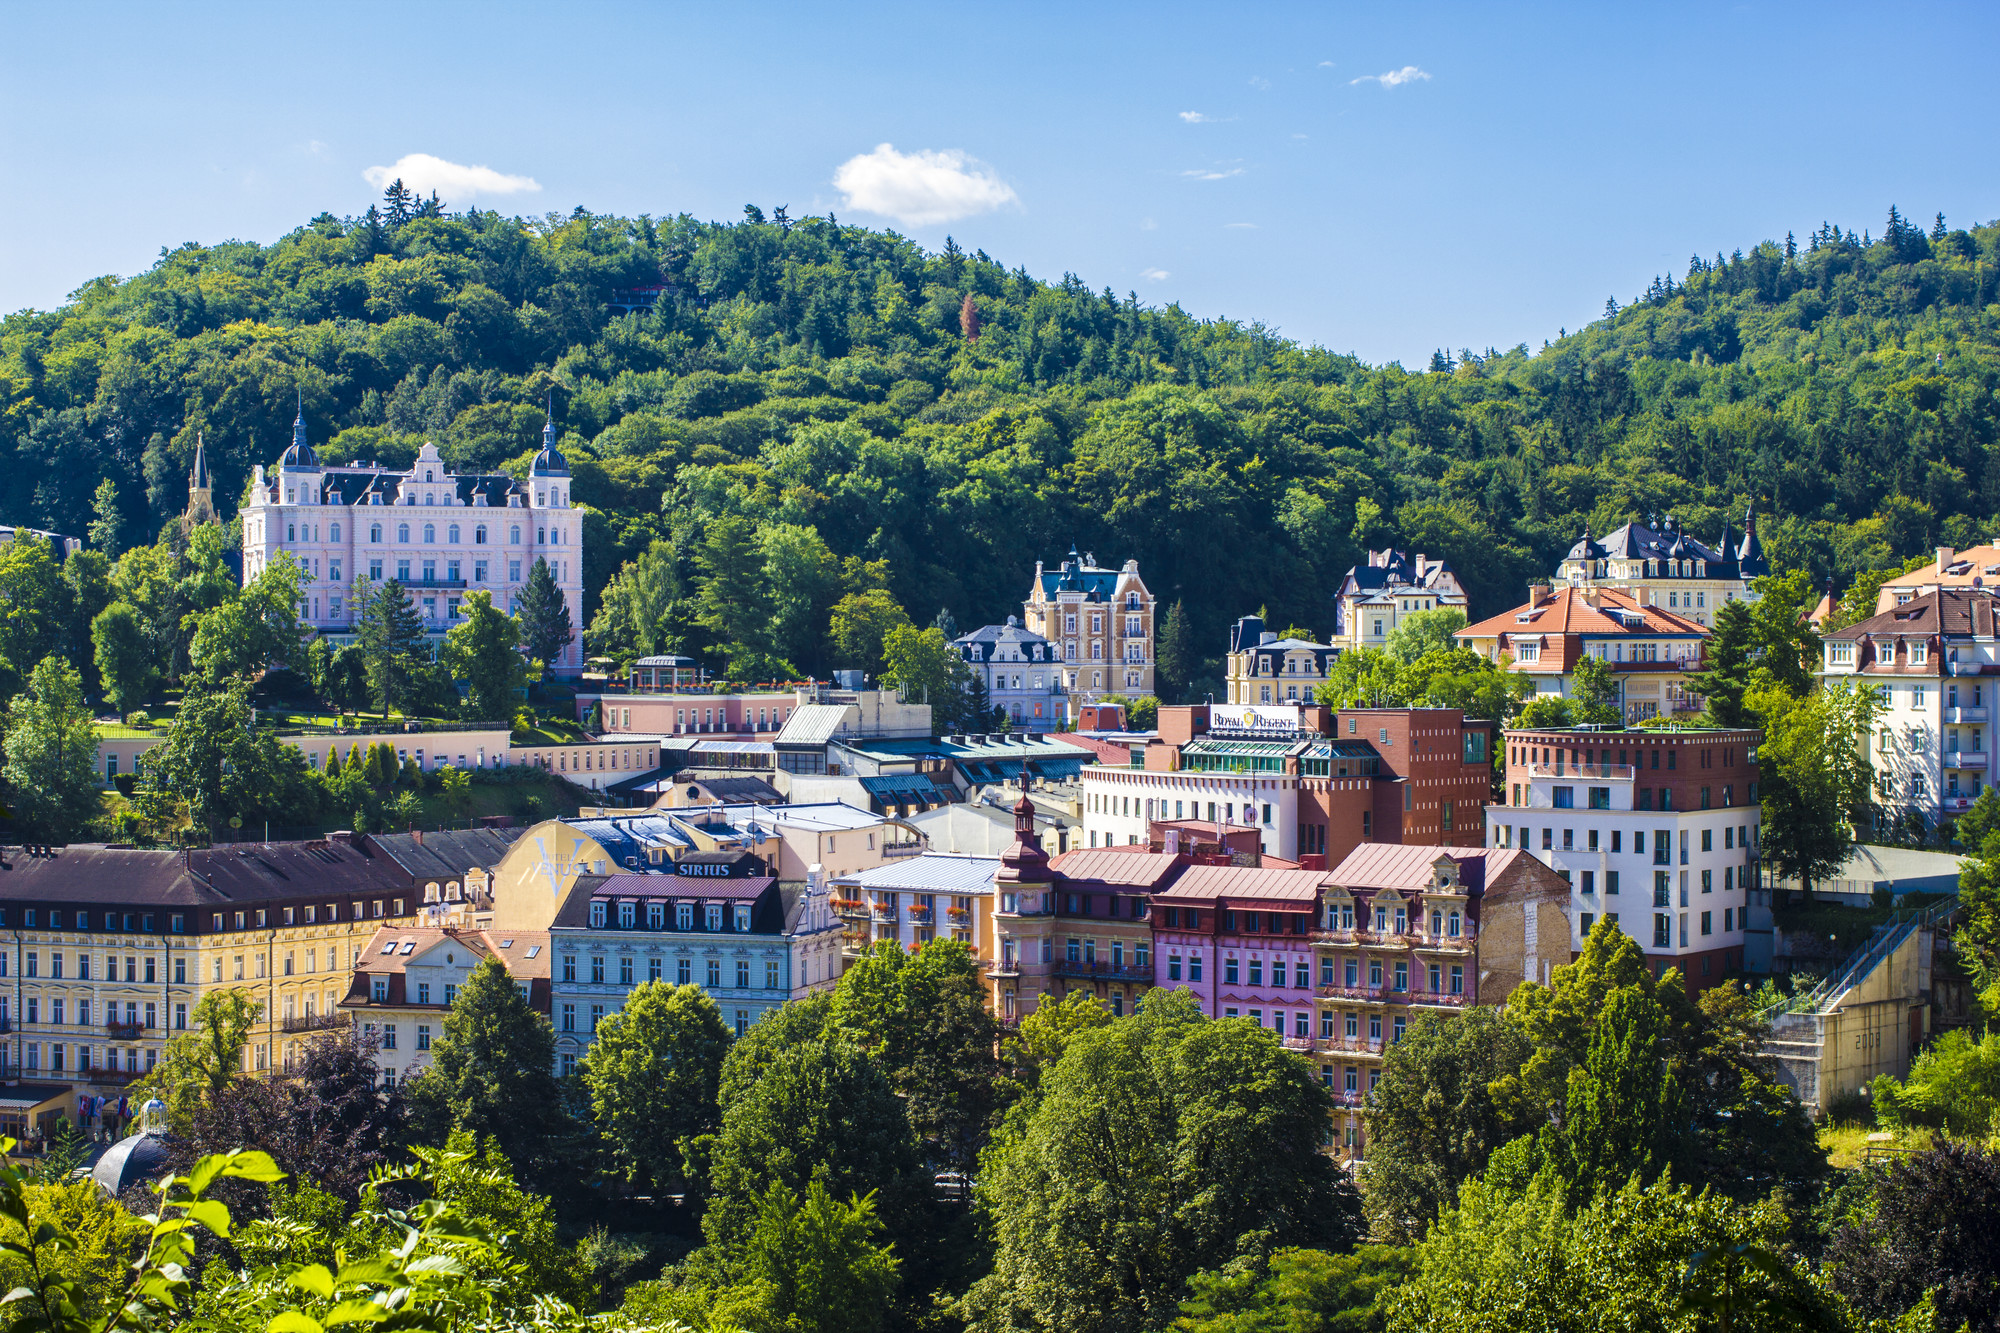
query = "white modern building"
xmin=239 ymin=406 xmax=583 ymax=672
xmin=1486 ymin=723 xmax=1762 ymax=991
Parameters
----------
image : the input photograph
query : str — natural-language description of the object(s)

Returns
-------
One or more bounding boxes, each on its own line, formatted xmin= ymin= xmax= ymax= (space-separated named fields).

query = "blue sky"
xmin=4 ymin=1 xmax=1995 ymax=365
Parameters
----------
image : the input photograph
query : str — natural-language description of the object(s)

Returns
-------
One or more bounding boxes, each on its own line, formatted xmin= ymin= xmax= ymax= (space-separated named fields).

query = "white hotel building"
xmin=238 ymin=408 xmax=584 ymax=672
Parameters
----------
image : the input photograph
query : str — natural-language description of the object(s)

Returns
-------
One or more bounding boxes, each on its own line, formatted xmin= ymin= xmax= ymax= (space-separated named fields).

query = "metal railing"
xmin=280 ymin=1013 xmax=351 ymax=1034
xmin=1522 ymin=762 xmax=1637 ymax=780
xmin=1052 ymin=959 xmax=1153 ymax=981
xmin=1763 ymin=897 xmax=1961 ymax=1018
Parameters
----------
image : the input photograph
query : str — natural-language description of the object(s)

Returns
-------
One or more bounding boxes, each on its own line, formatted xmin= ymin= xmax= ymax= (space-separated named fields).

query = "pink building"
xmin=1149 ymin=863 xmax=1330 ymax=1057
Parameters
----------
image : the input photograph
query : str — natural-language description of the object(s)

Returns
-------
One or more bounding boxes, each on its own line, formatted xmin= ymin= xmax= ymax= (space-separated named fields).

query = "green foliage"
xmin=1383 ymin=608 xmax=1466 ymax=664
xmin=1174 ymin=1247 xmax=1417 ymax=1333
xmin=1541 ymin=987 xmax=1688 ymax=1205
xmin=580 ymin=980 xmax=731 ymax=1196
xmin=708 ymin=1179 xmax=902 ymax=1333
xmin=1752 ymin=677 xmax=1882 ymax=893
xmin=1362 ymin=1008 xmax=1534 ymax=1242
xmin=131 ymin=677 xmax=322 ymax=841
xmin=1387 ymin=1172 xmax=1835 ymax=1333
xmin=1869 ymin=1028 xmax=2000 ymax=1137
xmin=444 ymin=588 xmax=528 ymax=718
xmin=3 ymin=655 xmax=105 ymax=841
xmin=1316 ymin=645 xmax=1528 ymax=721
xmin=356 ymin=578 xmax=426 ymax=718
xmin=967 ymin=990 xmax=1361 ymax=1333
xmin=1827 ymin=1140 xmax=2000 ymax=1333
xmin=403 ymin=957 xmax=574 ymax=1193
xmin=1683 ymin=597 xmax=1757 ymax=727
xmin=90 ymin=602 xmax=153 ymax=714
xmin=829 ymin=589 xmax=910 ymax=676
xmin=129 ymin=988 xmax=263 ymax=1127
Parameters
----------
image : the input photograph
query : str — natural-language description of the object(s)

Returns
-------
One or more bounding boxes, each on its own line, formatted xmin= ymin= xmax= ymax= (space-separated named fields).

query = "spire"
xmin=542 ymin=389 xmax=555 ymax=450
xmin=293 ymin=388 xmax=307 ymax=454
xmin=190 ymin=432 xmax=210 ymax=491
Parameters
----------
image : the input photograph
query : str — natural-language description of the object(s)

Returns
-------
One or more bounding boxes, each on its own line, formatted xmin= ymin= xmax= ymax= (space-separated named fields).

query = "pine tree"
xmin=347 ymin=742 xmax=366 ymax=776
xmin=516 ymin=557 xmax=575 ymax=669
xmin=324 ymin=745 xmax=341 ymax=778
xmin=1785 ymin=231 xmax=1797 ymax=262
xmin=932 ymin=607 xmax=959 ymax=642
xmin=1932 ymin=211 xmax=1948 ymax=242
xmin=1545 ymin=987 xmax=1687 ymax=1205
xmin=1682 ymin=598 xmax=1757 ymax=728
xmin=1156 ymin=600 xmax=1193 ymax=705
xmin=1603 ymin=296 xmax=1619 ymax=319
xmin=88 ymin=478 xmax=122 ymax=555
xmin=358 ymin=579 xmax=426 ymax=717
xmin=383 ymin=178 xmax=414 ymax=227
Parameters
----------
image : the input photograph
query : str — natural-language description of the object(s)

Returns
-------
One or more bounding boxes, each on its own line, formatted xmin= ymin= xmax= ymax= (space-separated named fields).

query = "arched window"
xmin=537 ymin=528 xmax=546 ymax=545
xmin=510 ymin=525 xmax=522 ymax=544
xmin=423 ymin=524 xmax=436 ymax=543
xmin=425 ymin=470 xmax=435 ymax=483
xmin=447 ymin=524 xmax=460 ymax=544
xmin=329 ymin=522 xmax=341 ymax=542
xmin=474 ymin=524 xmax=487 ymax=544
xmin=397 ymin=523 xmax=410 ymax=543
xmin=369 ymin=523 xmax=382 ymax=543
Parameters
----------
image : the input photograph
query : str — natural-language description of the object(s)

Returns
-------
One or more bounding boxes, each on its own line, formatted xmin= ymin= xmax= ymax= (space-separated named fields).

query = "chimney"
xmin=1528 ymin=583 xmax=1552 ymax=604
xmin=412 ymin=829 xmax=423 ymax=847
xmin=1414 ymin=553 xmax=1427 ymax=577
xmin=1937 ymin=546 xmax=1955 ymax=575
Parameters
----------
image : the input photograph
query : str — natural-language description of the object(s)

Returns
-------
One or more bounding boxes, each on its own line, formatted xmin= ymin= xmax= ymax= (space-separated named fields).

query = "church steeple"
xmin=183 ymin=431 xmax=218 ymax=527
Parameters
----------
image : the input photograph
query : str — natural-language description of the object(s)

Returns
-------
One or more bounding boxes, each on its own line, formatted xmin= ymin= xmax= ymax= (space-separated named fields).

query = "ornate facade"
xmin=1022 ymin=549 xmax=1155 ymax=703
xmin=238 ymin=406 xmax=582 ymax=671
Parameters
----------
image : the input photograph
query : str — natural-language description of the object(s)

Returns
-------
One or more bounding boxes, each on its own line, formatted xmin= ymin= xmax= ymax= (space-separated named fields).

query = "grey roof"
xmin=367 ymin=827 xmax=523 ymax=882
xmin=776 ymin=703 xmax=852 ymax=747
xmin=955 ymin=619 xmax=1055 ymax=662
xmin=93 ymin=1131 xmax=171 ymax=1194
xmin=833 ymin=853 xmax=1000 ymax=893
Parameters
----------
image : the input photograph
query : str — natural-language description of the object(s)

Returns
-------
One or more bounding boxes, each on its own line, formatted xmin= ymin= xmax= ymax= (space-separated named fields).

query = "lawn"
xmin=1818 ymin=1123 xmax=1934 ymax=1170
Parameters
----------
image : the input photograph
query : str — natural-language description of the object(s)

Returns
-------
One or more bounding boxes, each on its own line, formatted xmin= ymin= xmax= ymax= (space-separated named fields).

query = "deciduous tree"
xmin=3 ymin=655 xmax=105 ymax=841
xmin=580 ymin=980 xmax=731 ymax=1197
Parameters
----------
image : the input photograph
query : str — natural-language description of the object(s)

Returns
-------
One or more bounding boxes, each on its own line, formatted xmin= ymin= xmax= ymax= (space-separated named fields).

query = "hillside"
xmin=4 ymin=199 xmax=1998 ymax=690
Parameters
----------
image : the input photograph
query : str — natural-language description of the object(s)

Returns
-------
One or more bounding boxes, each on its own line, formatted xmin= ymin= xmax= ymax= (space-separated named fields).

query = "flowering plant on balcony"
xmin=907 ymin=905 xmax=933 ymax=922
xmin=945 ymin=907 xmax=971 ymax=923
xmin=830 ymin=897 xmax=865 ymax=912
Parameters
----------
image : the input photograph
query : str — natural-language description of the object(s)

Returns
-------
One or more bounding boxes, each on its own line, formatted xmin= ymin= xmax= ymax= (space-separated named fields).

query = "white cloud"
xmin=362 ymin=153 xmax=541 ymax=202
xmin=1350 ymin=65 xmax=1431 ymax=88
xmin=832 ymin=143 xmax=1017 ymax=226
xmin=1248 ymin=75 xmax=1272 ymax=91
xmin=1225 ymin=222 xmax=1259 ymax=229
xmin=1179 ymin=111 xmax=1211 ymax=123
xmin=1317 ymin=60 xmax=1335 ymax=67
xmin=1140 ymin=268 xmax=1170 ymax=281
xmin=1181 ymin=167 xmax=1245 ymax=180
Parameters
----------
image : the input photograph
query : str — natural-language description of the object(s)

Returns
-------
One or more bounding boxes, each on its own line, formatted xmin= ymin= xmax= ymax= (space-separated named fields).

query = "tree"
xmin=132 ymin=679 xmax=322 ymax=841
xmin=1541 ymin=987 xmax=1688 ymax=1206
xmin=711 ymin=1179 xmax=903 ymax=1333
xmin=762 ymin=524 xmax=842 ymax=674
xmin=516 ymin=556 xmax=574 ymax=669
xmin=86 ymin=478 xmax=122 ymax=556
xmin=1828 ymin=1142 xmax=2000 ymax=1333
xmin=1158 ymin=599 xmax=1194 ymax=703
xmin=1753 ymin=678 xmax=1881 ymax=896
xmin=1954 ymin=785 xmax=2000 ymax=1013
xmin=967 ymin=990 xmax=1360 ymax=1333
xmin=402 ymin=957 xmax=575 ymax=1190
xmin=132 ymin=988 xmax=263 ymax=1127
xmin=325 ymin=644 xmax=372 ymax=718
xmin=829 ymin=589 xmax=910 ymax=676
xmin=0 ymin=1178 xmax=135 ymax=1328
xmin=579 ymin=980 xmax=731 ymax=1197
xmin=165 ymin=1029 xmax=406 ymax=1201
xmin=1388 ymin=1173 xmax=1831 ymax=1333
xmin=694 ymin=514 xmax=769 ymax=661
xmin=1746 ymin=569 xmax=1822 ymax=700
xmin=587 ymin=541 xmax=679 ymax=667
xmin=831 ymin=940 xmax=1004 ymax=1174
xmin=1568 ymin=655 xmax=1623 ymax=725
xmin=1383 ymin=608 xmax=1466 ymax=664
xmin=1174 ymin=1247 xmax=1416 ymax=1333
xmin=0 ymin=534 xmax=71 ymax=699
xmin=1683 ymin=597 xmax=1757 ymax=727
xmin=186 ymin=554 xmax=304 ymax=683
xmin=444 ymin=589 xmax=528 ymax=719
xmin=1869 ymin=1027 xmax=2000 ymax=1137
xmin=1362 ymin=1008 xmax=1533 ymax=1242
xmin=3 ymin=655 xmax=105 ymax=842
xmin=705 ymin=1022 xmax=925 ymax=1255
xmin=879 ymin=625 xmax=960 ymax=709
xmin=357 ymin=578 xmax=426 ymax=717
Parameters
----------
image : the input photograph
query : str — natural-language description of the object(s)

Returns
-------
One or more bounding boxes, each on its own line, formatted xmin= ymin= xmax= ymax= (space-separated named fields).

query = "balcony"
xmin=1051 ymin=959 xmax=1153 ymax=982
xmin=1316 ymin=983 xmax=1392 ymax=1003
xmin=870 ymin=905 xmax=899 ymax=925
xmin=1407 ymin=992 xmax=1472 ymax=1010
xmin=400 ymin=576 xmax=467 ymax=589
xmin=985 ymin=958 xmax=1022 ymax=979
xmin=1412 ymin=931 xmax=1476 ymax=953
xmin=906 ymin=905 xmax=933 ymax=924
xmin=1522 ymin=762 xmax=1636 ymax=781
xmin=945 ymin=907 xmax=971 ymax=925
xmin=831 ymin=898 xmax=869 ymax=920
xmin=104 ymin=1019 xmax=147 ymax=1039
xmin=1281 ymin=1035 xmax=1317 ymax=1053
xmin=1945 ymin=751 xmax=1989 ymax=770
xmin=1947 ymin=706 xmax=1989 ymax=723
xmin=281 ymin=1013 xmax=351 ymax=1034
xmin=1328 ymin=1089 xmax=1366 ymax=1109
xmin=1317 ymin=1035 xmax=1387 ymax=1057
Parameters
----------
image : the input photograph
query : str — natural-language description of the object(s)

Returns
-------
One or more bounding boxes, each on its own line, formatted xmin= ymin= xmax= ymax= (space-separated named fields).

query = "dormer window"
xmin=588 ymin=901 xmax=607 ymax=928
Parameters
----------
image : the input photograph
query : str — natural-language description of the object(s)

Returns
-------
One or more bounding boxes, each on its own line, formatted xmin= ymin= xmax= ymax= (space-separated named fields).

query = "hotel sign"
xmin=1209 ymin=704 xmax=1301 ymax=738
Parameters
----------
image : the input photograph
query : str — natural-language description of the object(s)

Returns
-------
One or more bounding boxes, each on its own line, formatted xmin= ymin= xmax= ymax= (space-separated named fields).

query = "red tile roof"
xmin=1046 ymin=732 xmax=1136 ymax=765
xmin=1457 ymin=586 xmax=1707 ymax=673
xmin=1152 ymin=863 xmax=1327 ymax=909
xmin=1048 ymin=847 xmax=1185 ymax=887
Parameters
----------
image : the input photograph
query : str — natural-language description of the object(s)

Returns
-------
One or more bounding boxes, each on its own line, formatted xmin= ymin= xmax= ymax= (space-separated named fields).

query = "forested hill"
xmin=3 ymin=199 xmax=1998 ymax=688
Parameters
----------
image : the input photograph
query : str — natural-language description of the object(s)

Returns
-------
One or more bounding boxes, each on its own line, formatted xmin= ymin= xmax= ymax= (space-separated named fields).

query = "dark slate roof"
xmin=1342 ymin=549 xmax=1458 ymax=592
xmin=1038 ymin=550 xmax=1119 ymax=600
xmin=955 ymin=618 xmax=1054 ymax=661
xmin=0 ymin=839 xmax=410 ymax=911
xmin=1563 ymin=531 xmax=1607 ymax=562
xmin=366 ymin=827 xmax=524 ymax=882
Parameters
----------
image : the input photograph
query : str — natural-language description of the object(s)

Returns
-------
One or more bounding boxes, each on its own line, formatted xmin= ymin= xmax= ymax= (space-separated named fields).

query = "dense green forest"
xmin=4 ymin=196 xmax=1997 ymax=689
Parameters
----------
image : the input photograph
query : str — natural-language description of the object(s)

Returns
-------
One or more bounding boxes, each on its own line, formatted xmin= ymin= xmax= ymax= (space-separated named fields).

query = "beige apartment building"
xmin=1023 ymin=550 xmax=1155 ymax=702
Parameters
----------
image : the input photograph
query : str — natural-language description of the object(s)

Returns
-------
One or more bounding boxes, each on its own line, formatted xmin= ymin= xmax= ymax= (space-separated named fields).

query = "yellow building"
xmin=1023 ymin=549 xmax=1156 ymax=702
